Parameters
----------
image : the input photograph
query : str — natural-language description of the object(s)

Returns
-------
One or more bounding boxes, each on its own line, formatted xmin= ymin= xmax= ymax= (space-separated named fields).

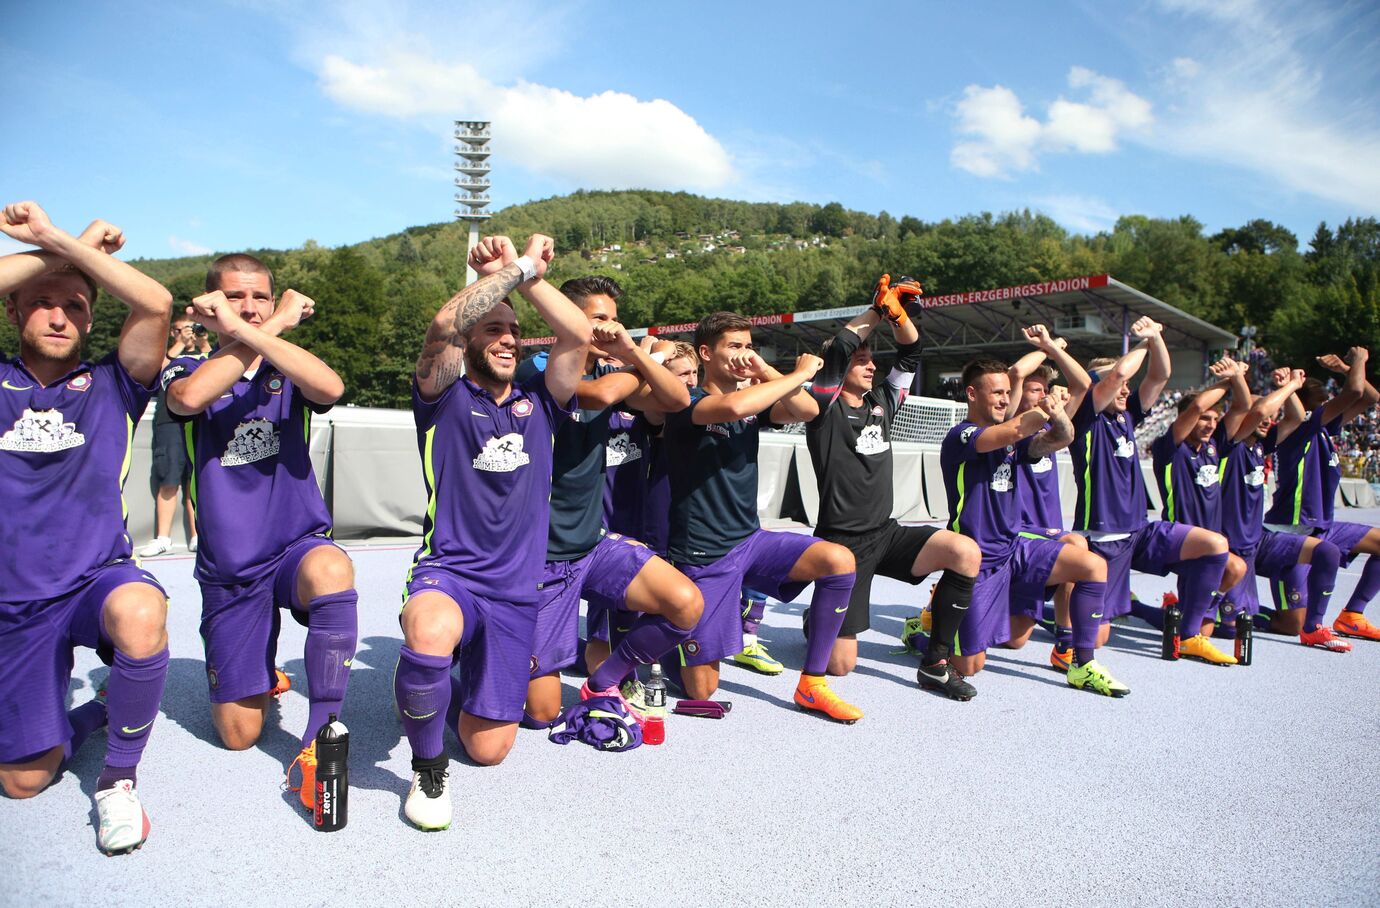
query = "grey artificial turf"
xmin=4 ymin=519 xmax=1379 ymax=908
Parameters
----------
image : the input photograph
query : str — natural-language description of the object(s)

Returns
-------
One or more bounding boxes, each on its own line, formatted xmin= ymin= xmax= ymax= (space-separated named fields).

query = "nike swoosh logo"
xmin=2 ymin=380 xmax=33 ymax=391
xmin=834 ymin=606 xmax=849 ymax=613
xmin=120 ymin=720 xmax=155 ymax=735
xmin=952 ymin=604 xmax=970 ymax=610
xmin=470 ymin=411 xmax=490 ymax=418
xmin=1091 ymin=612 xmax=1104 ymax=619
xmin=403 ymin=709 xmax=437 ymax=720
xmin=342 ymin=659 xmax=352 ymax=667
xmin=799 ymin=691 xmax=815 ymax=704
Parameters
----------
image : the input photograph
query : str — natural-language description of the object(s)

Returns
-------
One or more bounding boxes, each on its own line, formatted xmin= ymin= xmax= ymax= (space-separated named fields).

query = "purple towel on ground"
xmin=547 ymin=696 xmax=643 ymax=752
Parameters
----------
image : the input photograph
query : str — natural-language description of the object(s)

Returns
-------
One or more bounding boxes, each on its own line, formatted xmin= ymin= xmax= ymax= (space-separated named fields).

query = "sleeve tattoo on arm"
xmin=416 ymin=262 xmax=524 ymax=387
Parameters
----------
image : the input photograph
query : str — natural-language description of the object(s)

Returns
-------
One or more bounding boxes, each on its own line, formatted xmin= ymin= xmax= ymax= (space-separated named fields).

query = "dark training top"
xmin=664 ymin=388 xmax=779 ymax=565
xmin=805 ymin=326 xmax=921 ymax=535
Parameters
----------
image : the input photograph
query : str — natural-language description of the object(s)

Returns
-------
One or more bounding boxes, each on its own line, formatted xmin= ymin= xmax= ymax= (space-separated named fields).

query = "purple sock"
xmin=1271 ymin=564 xmax=1307 ymax=614
xmin=301 ymin=590 xmax=358 ymax=745
xmin=1054 ymin=624 xmax=1073 ymax=650
xmin=1068 ymin=580 xmax=1105 ymax=666
xmin=1343 ymin=552 xmax=1380 ymax=616
xmin=740 ymin=589 xmax=767 ymax=636
xmin=101 ymin=647 xmax=169 ymax=789
xmin=1176 ymin=552 xmax=1228 ymax=638
xmin=1130 ymin=598 xmax=1166 ymax=630
xmin=445 ymin=672 xmax=465 ymax=739
xmin=925 ymin=570 xmax=973 ymax=664
xmin=803 ymin=573 xmax=855 ymax=674
xmin=588 ymin=613 xmax=691 ymax=691
xmin=63 ymin=698 xmax=108 ymax=762
xmin=1214 ymin=595 xmax=1238 ymax=639
xmin=1304 ymin=541 xmax=1341 ymax=631
xmin=395 ymin=646 xmax=452 ymax=761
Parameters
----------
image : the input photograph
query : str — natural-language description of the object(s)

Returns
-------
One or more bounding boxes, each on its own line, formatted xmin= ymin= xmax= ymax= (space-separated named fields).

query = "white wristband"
xmin=649 ymin=351 xmax=668 ymax=364
xmin=513 ymin=255 xmax=538 ymax=282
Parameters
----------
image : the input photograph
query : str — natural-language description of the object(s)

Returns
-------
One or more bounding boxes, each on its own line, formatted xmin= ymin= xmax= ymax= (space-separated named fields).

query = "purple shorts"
xmin=958 ymin=534 xmax=1064 ymax=655
xmin=674 ymin=529 xmax=814 ymax=667
xmin=533 ymin=534 xmax=655 ymax=676
xmin=1316 ymin=520 xmax=1372 ymax=568
xmin=1009 ymin=527 xmax=1067 ymax=620
xmin=0 ymin=560 xmax=166 ymax=763
xmin=1229 ymin=530 xmax=1309 ymax=616
xmin=199 ymin=534 xmax=338 ymax=704
xmin=404 ymin=567 xmax=537 ymax=724
xmin=1088 ymin=522 xmax=1192 ymax=621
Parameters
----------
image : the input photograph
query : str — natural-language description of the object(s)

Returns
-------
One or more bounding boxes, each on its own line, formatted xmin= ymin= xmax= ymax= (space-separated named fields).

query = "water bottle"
xmin=314 ymin=714 xmax=349 ymax=831
xmin=1236 ymin=614 xmax=1253 ymax=666
xmin=643 ymin=664 xmax=667 ymax=745
xmin=1161 ymin=592 xmax=1182 ymax=661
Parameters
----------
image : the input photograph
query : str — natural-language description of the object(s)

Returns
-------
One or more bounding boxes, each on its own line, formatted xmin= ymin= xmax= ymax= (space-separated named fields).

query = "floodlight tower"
xmin=454 ymin=120 xmax=492 ymax=284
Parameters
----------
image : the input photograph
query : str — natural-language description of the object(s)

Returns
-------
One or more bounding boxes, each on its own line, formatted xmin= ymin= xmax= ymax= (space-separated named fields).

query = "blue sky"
xmin=3 ymin=0 xmax=1378 ymax=260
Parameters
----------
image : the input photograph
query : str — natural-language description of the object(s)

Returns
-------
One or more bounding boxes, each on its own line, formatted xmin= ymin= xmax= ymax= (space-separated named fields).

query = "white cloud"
xmin=1145 ymin=0 xmax=1380 ymax=212
xmin=950 ymin=85 xmax=1042 ymax=178
xmin=313 ymin=48 xmax=735 ymax=192
xmin=169 ymin=236 xmax=212 ymax=256
xmin=951 ymin=69 xmax=1153 ymax=178
xmin=1031 ymin=194 xmax=1122 ymax=234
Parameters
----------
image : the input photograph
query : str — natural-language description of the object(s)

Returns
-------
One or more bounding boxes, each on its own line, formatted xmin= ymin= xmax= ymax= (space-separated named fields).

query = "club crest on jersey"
xmin=221 ymin=418 xmax=280 ymax=466
xmin=473 ymin=433 xmax=530 ymax=472
xmin=855 ymin=424 xmax=889 ymax=456
xmin=1194 ymin=464 xmax=1220 ymax=488
xmin=871 ymin=405 xmax=883 ymax=417
xmin=1207 ymin=444 xmax=1216 ymax=456
xmin=512 ymin=399 xmax=534 ymax=418
xmin=65 ymin=374 xmax=92 ymax=392
xmin=991 ymin=462 xmax=1013 ymax=493
xmin=1031 ymin=456 xmax=1054 ymax=473
xmin=266 ymin=375 xmax=284 ymax=394
xmin=683 ymin=640 xmax=700 ymax=657
xmin=1244 ymin=466 xmax=1265 ymax=487
xmin=1114 ymin=436 xmax=1136 ymax=458
xmin=606 ymin=432 xmax=643 ymax=466
xmin=207 ymin=667 xmax=219 ymax=689
xmin=0 ymin=407 xmax=86 ymax=452
xmin=529 ymin=656 xmax=539 ymax=675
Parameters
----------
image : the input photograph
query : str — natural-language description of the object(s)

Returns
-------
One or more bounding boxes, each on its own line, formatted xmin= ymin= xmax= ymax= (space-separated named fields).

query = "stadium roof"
xmin=522 ymin=273 xmax=1238 ymax=381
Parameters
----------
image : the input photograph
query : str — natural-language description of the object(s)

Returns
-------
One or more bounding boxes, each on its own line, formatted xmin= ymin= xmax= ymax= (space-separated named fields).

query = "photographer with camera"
xmin=139 ymin=314 xmax=211 ymax=556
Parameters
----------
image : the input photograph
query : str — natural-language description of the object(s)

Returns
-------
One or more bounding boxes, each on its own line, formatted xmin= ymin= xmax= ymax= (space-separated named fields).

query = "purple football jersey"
xmin=0 ymin=354 xmax=152 ymax=605
xmin=1069 ymin=390 xmax=1148 ymax=533
xmin=1217 ymin=424 xmax=1271 ymax=552
xmin=1151 ymin=431 xmax=1221 ymax=530
xmin=1017 ymin=445 xmax=1063 ymax=531
xmin=163 ymin=357 xmax=333 ymax=584
xmin=940 ymin=421 xmax=1033 ymax=569
xmin=1263 ymin=408 xmax=1337 ymax=527
xmin=602 ymin=409 xmax=651 ymax=538
xmin=409 ymin=373 xmax=571 ymax=605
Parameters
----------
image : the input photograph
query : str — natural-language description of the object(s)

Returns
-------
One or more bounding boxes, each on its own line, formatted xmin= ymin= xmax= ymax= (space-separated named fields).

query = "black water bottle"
xmin=314 ymin=714 xmax=348 ymax=831
xmin=1236 ymin=615 xmax=1253 ymax=666
xmin=1161 ymin=593 xmax=1182 ymax=661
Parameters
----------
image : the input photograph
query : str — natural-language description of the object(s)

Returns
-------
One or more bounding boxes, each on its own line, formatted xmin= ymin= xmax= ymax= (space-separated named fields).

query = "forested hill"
xmin=13 ymin=189 xmax=1379 ymax=409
